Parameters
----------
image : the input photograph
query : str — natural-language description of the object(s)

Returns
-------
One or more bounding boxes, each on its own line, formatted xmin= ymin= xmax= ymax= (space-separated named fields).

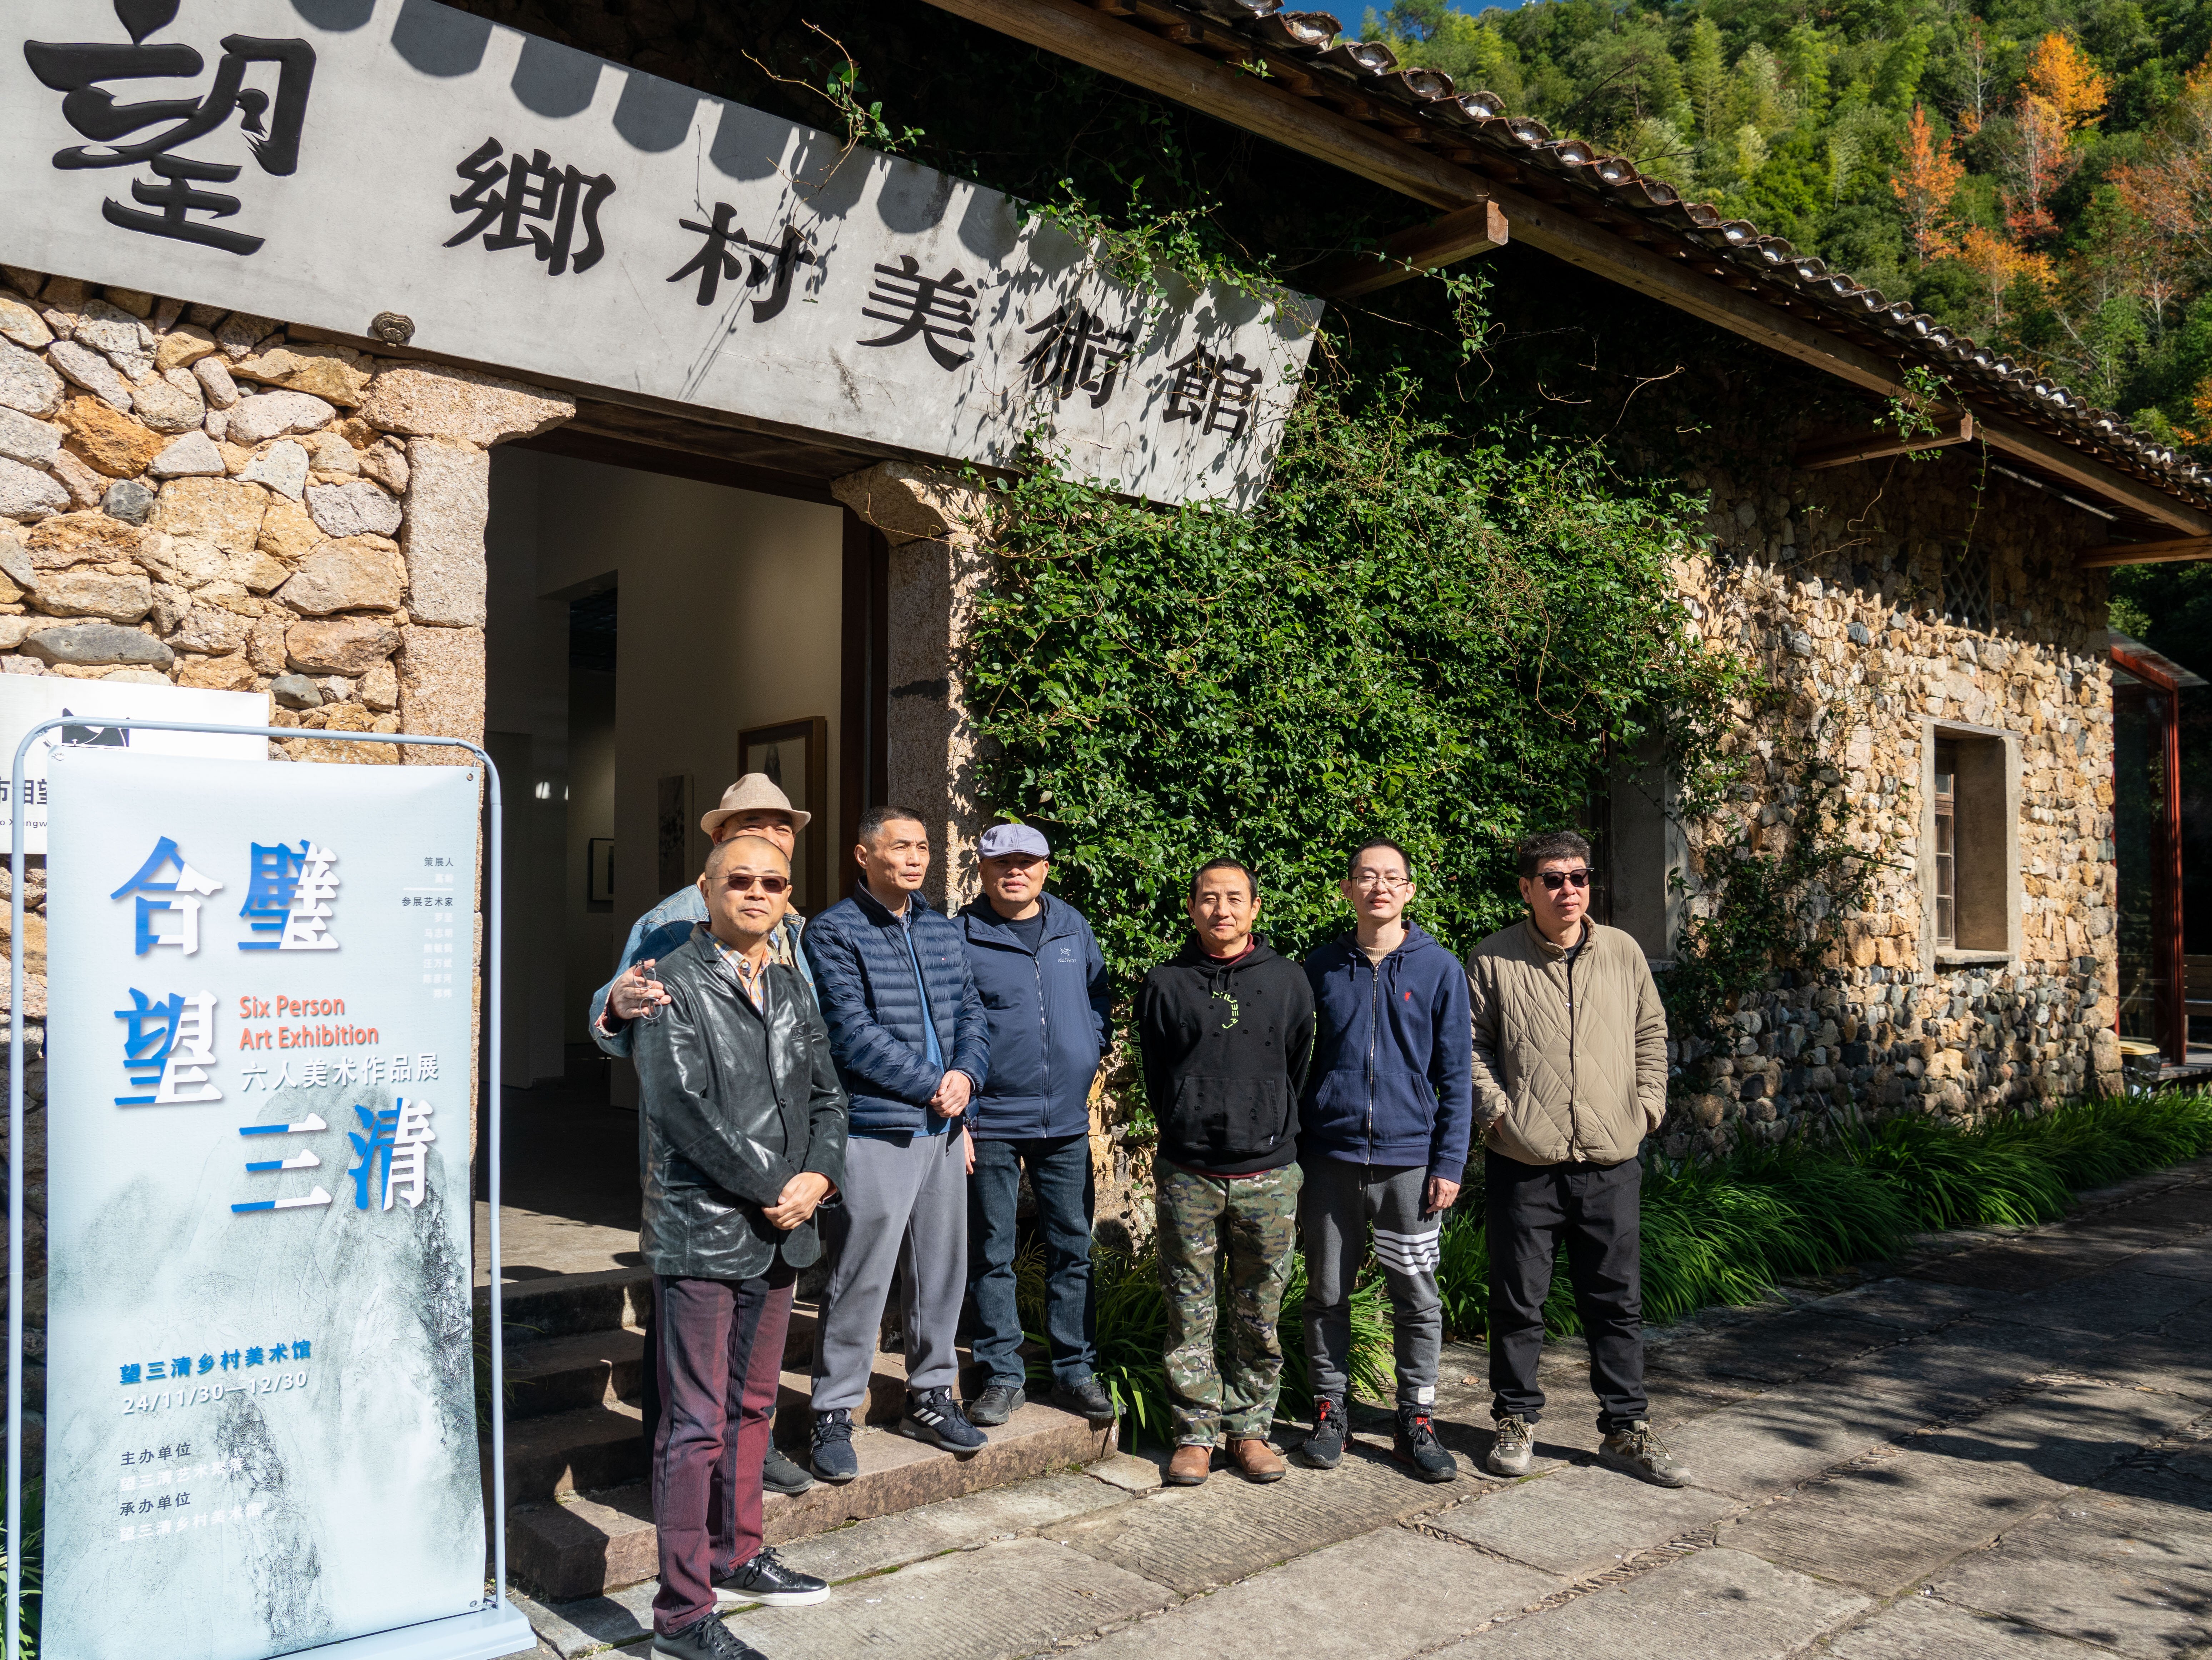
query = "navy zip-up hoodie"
xmin=957 ymin=895 xmax=1112 ymax=1141
xmin=1300 ymin=924 xmax=1474 ymax=1179
xmin=803 ymin=883 xmax=991 ymax=1136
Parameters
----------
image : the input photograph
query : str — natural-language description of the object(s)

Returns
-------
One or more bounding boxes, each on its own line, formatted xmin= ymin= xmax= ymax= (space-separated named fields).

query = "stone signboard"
xmin=0 ymin=0 xmax=1322 ymax=508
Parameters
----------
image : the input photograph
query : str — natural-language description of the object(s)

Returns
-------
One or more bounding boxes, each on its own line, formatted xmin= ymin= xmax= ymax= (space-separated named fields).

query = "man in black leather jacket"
xmin=633 ymin=835 xmax=850 ymax=1660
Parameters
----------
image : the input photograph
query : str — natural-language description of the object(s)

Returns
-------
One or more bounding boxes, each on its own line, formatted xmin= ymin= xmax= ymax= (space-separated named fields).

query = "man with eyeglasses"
xmin=631 ymin=835 xmax=847 ymax=1660
xmin=1296 ymin=839 xmax=1471 ymax=1482
xmin=1466 ymin=830 xmax=1684 ymax=1488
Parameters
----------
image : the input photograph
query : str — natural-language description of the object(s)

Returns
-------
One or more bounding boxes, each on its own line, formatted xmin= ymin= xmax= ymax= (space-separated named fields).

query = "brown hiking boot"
xmin=1167 ymin=1443 xmax=1214 ymax=1485
xmin=1229 ymin=1438 xmax=1287 ymax=1482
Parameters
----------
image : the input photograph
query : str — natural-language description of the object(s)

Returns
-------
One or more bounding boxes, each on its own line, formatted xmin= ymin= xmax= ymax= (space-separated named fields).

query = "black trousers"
xmin=1485 ymin=1149 xmax=1647 ymax=1433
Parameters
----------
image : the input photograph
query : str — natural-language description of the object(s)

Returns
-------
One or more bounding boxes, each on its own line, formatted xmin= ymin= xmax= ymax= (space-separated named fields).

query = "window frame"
xmin=1920 ymin=720 xmax=2021 ymax=968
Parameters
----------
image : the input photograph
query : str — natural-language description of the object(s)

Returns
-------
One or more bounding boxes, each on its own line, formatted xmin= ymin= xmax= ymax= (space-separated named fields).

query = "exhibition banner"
xmin=42 ymin=748 xmax=483 ymax=1660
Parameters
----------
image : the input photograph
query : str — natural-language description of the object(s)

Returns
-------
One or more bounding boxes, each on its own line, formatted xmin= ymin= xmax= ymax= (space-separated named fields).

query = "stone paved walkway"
xmin=511 ymin=1154 xmax=2212 ymax=1660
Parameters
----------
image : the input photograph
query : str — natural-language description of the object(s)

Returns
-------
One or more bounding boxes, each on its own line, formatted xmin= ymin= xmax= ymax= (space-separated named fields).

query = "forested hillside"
xmin=1367 ymin=0 xmax=2212 ymax=449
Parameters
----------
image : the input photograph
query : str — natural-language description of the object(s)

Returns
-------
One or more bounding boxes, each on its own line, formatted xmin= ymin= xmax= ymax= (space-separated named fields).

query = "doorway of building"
xmin=474 ymin=438 xmax=859 ymax=1283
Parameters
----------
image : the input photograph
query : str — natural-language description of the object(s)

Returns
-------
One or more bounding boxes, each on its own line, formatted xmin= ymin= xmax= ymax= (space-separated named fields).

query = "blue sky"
xmin=1307 ymin=1 xmax=1530 ymax=24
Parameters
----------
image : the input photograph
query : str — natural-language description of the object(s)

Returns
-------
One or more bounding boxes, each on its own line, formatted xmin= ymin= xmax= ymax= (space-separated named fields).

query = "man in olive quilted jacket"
xmin=1464 ymin=829 xmax=1687 ymax=1489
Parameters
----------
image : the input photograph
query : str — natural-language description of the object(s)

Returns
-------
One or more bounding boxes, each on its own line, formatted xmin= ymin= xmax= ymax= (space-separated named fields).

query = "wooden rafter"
xmin=2078 ymin=537 xmax=2212 ymax=569
xmin=1302 ymin=202 xmax=1510 ymax=299
xmin=1797 ymin=413 xmax=1974 ymax=471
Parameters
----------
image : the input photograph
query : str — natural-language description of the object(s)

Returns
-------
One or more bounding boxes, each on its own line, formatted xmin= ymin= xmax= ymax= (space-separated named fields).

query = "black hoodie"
xmin=1137 ymin=936 xmax=1316 ymax=1175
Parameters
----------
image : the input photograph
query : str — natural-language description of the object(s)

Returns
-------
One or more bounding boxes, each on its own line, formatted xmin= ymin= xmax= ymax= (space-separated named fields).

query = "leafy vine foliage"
xmin=966 ymin=375 xmax=1747 ymax=1008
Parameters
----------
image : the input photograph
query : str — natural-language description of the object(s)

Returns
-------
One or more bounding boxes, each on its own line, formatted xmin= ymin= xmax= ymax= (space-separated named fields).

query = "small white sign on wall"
xmin=0 ymin=678 xmax=264 ymax=853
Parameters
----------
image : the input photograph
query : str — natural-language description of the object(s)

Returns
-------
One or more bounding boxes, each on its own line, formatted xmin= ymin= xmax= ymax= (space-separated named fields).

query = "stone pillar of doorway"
xmin=830 ymin=461 xmax=997 ymax=915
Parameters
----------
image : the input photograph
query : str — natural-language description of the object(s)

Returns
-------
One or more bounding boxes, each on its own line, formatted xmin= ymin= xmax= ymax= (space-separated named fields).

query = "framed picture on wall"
xmin=656 ymin=774 xmax=693 ymax=895
xmin=740 ymin=717 xmax=828 ymax=914
xmin=587 ymin=838 xmax=616 ymax=905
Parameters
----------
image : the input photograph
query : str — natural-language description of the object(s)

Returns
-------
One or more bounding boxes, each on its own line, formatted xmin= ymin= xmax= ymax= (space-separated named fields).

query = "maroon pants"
xmin=651 ymin=1263 xmax=795 ymax=1634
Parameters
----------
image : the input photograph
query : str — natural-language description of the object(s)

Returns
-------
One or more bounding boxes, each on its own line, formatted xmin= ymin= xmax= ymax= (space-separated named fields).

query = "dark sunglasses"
xmin=723 ymin=874 xmax=791 ymax=896
xmin=1536 ymin=868 xmax=1593 ymax=892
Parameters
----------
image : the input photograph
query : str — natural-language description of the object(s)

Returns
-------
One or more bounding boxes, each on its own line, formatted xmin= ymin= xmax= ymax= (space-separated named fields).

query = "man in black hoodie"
xmin=1138 ymin=858 xmax=1316 ymax=1488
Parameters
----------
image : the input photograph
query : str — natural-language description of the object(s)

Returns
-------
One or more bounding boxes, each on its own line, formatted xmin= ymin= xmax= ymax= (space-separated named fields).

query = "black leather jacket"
xmin=633 ymin=925 xmax=849 ymax=1281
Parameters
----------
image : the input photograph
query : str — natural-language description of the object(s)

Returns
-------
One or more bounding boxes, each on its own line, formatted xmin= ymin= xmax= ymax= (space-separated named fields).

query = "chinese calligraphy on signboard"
xmin=1 ymin=0 xmax=1322 ymax=510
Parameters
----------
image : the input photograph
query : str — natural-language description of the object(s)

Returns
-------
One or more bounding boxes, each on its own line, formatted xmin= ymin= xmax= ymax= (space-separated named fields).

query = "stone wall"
xmin=1658 ymin=443 xmax=2123 ymax=1158
xmin=0 ymin=264 xmax=574 ymax=1467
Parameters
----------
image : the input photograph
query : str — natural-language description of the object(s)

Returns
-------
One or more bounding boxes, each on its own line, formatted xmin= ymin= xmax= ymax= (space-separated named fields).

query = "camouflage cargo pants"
xmin=1157 ymin=1160 xmax=1303 ymax=1446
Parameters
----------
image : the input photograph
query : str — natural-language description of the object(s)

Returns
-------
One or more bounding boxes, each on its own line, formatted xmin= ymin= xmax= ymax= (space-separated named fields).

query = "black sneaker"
xmin=810 ymin=1408 xmax=858 ymax=1484
xmin=652 ymin=1610 xmax=766 ymax=1660
xmin=761 ymin=1445 xmax=814 ymax=1496
xmin=1394 ymin=1407 xmax=1459 ymax=1484
xmin=898 ymin=1386 xmax=988 ymax=1453
xmin=714 ymin=1545 xmax=830 ymax=1608
xmin=1301 ymin=1397 xmax=1347 ymax=1469
xmin=967 ymin=1381 xmax=1025 ymax=1426
xmin=1051 ymin=1376 xmax=1115 ymax=1425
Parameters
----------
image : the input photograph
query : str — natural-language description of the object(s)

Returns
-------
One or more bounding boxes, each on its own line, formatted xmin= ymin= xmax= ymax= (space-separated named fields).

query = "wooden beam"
xmin=2078 ymin=536 xmax=2212 ymax=568
xmin=1797 ymin=413 xmax=1974 ymax=470
xmin=918 ymin=0 xmax=2212 ymax=538
xmin=1303 ymin=201 xmax=1510 ymax=299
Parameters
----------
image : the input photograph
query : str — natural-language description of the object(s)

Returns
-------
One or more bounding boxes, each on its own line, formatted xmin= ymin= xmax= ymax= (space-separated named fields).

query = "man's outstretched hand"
xmin=606 ymin=960 xmax=671 ymax=1024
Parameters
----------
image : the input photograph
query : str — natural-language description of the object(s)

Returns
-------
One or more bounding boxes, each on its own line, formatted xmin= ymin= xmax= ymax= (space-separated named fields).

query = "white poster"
xmin=0 ymin=0 xmax=1322 ymax=509
xmin=0 ymin=679 xmax=264 ymax=853
xmin=42 ymin=748 xmax=483 ymax=1660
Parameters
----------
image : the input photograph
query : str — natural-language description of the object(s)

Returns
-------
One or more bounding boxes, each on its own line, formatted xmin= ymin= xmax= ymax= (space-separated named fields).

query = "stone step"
xmin=503 ymin=1400 xmax=648 ymax=1502
xmin=506 ymin=1401 xmax=1116 ymax=1602
xmin=481 ymin=1267 xmax=651 ymax=1345
xmin=507 ymin=1327 xmax=647 ymax=1421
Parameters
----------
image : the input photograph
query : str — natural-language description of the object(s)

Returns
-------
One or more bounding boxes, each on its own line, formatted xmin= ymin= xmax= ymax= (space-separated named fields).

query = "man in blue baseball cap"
xmin=956 ymin=821 xmax=1116 ymax=1428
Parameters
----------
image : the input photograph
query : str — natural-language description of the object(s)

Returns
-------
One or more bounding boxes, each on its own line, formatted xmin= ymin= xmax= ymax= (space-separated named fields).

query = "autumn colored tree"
xmin=1957 ymin=225 xmax=2055 ymax=328
xmin=2113 ymin=55 xmax=2212 ymax=283
xmin=2001 ymin=34 xmax=2108 ymax=242
xmin=1894 ymin=105 xmax=1965 ymax=262
xmin=2022 ymin=32 xmax=2108 ymax=132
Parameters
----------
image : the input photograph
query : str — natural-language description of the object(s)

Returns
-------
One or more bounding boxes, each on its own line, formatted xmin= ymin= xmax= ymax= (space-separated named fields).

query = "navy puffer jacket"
xmin=803 ymin=884 xmax=991 ymax=1135
xmin=957 ymin=895 xmax=1112 ymax=1141
xmin=1301 ymin=925 xmax=1474 ymax=1179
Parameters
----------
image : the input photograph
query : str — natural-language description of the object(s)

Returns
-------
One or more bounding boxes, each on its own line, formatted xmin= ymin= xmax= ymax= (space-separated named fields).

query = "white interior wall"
xmin=485 ymin=446 xmax=846 ymax=1095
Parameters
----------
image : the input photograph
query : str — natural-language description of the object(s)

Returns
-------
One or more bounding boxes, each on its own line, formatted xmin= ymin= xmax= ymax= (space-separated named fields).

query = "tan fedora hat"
xmin=700 ymin=773 xmax=812 ymax=838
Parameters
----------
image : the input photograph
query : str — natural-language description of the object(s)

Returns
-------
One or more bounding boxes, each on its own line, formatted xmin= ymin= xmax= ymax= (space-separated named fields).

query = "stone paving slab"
xmin=1665 ymin=1378 xmax=1927 ymax=1501
xmin=1717 ymin=1446 xmax=2067 ymax=1596
xmin=1430 ymin=1463 xmax=1741 ymax=1580
xmin=1821 ymin=1593 xmax=2112 ymax=1658
xmin=714 ymin=1538 xmax=1175 ymax=1660
xmin=2123 ymin=1239 xmax=2212 ymax=1280
xmin=1811 ymin=1279 xmax=2023 ymax=1331
xmin=1055 ymin=1438 xmax=1466 ymax=1595
xmin=1645 ymin=1309 xmax=1901 ymax=1386
xmin=1428 ymin=1546 xmax=1869 ymax=1660
xmin=1910 ymin=1240 xmax=2139 ymax=1294
xmin=511 ymin=1472 xmax=1136 ymax=1657
xmin=1067 ymin=1523 xmax=1563 ymax=1660
xmin=1928 ymin=1484 xmax=2212 ymax=1659
xmin=2087 ymin=1308 xmax=2212 ymax=1404
xmin=1978 ymin=1270 xmax=2210 ymax=1342
xmin=1903 ymin=1382 xmax=2208 ymax=1488
xmin=1827 ymin=1320 xmax=2091 ymax=1417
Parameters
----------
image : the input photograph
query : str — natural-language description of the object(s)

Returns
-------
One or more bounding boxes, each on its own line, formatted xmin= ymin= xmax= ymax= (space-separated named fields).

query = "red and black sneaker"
xmin=1300 ymin=1396 xmax=1347 ymax=1469
xmin=1394 ymin=1408 xmax=1459 ymax=1483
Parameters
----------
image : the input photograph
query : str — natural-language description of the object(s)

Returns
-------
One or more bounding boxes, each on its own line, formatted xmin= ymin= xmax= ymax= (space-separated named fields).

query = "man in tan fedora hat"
xmin=591 ymin=772 xmax=819 ymax=1498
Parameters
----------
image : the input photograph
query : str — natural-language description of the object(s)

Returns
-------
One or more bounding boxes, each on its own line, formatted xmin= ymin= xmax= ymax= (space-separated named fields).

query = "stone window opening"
xmin=1942 ymin=544 xmax=1993 ymax=632
xmin=1923 ymin=724 xmax=2019 ymax=966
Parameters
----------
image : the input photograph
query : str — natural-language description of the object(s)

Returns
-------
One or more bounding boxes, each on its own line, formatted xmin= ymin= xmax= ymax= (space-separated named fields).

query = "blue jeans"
xmin=967 ymin=1133 xmax=1096 ymax=1388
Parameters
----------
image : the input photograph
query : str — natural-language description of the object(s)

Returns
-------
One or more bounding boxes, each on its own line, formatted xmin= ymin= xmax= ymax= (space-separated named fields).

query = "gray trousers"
xmin=812 ymin=1129 xmax=968 ymax=1412
xmin=1301 ymin=1158 xmax=1442 ymax=1410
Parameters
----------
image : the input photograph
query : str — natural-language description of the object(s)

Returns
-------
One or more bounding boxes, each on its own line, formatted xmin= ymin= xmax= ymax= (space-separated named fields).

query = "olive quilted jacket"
xmin=1465 ymin=918 xmax=1668 ymax=1168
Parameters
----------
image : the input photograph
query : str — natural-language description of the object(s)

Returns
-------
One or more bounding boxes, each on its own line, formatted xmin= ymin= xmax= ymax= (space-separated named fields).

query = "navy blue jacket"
xmin=803 ymin=884 xmax=991 ymax=1136
xmin=1301 ymin=925 xmax=1474 ymax=1179
xmin=957 ymin=895 xmax=1112 ymax=1141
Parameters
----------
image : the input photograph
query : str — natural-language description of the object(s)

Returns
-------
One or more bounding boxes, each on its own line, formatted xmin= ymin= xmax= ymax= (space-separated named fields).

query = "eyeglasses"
xmin=1536 ymin=869 xmax=1593 ymax=892
xmin=1347 ymin=873 xmax=1413 ymax=890
xmin=723 ymin=874 xmax=791 ymax=896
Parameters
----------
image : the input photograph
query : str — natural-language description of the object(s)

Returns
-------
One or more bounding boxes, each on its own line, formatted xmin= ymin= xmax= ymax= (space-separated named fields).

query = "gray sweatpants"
xmin=1301 ymin=1158 xmax=1442 ymax=1410
xmin=812 ymin=1129 xmax=968 ymax=1412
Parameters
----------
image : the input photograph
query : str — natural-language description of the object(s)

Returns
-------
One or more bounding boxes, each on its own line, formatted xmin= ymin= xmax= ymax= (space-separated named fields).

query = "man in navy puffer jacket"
xmin=1296 ymin=838 xmax=1474 ymax=1484
xmin=955 ymin=823 xmax=1114 ymax=1429
xmin=803 ymin=805 xmax=991 ymax=1480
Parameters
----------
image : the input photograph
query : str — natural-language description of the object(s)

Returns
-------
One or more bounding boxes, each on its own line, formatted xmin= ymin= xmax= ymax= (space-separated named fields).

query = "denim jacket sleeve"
xmin=803 ymin=912 xmax=942 ymax=1104
xmin=587 ymin=906 xmax=670 ymax=1062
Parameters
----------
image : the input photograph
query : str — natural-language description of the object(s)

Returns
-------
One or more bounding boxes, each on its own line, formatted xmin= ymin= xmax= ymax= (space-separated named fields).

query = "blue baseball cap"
xmin=978 ymin=822 xmax=1050 ymax=860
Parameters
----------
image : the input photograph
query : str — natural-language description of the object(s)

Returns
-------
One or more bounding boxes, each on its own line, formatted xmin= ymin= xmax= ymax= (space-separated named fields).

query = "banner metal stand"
xmin=6 ymin=718 xmax=533 ymax=1660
